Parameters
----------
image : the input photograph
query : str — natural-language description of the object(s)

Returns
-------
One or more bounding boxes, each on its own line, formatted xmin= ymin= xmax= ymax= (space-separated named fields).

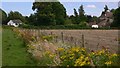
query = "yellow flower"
xmin=91 ymin=52 xmax=95 ymax=55
xmin=49 ymin=54 xmax=55 ymax=58
xmin=45 ymin=51 xmax=51 ymax=55
xmin=105 ymin=61 xmax=112 ymax=65
xmin=87 ymin=62 xmax=90 ymax=65
xmin=85 ymin=57 xmax=89 ymax=61
xmin=60 ymin=55 xmax=66 ymax=59
xmin=57 ymin=48 xmax=64 ymax=51
xmin=80 ymin=61 xmax=86 ymax=66
xmin=81 ymin=48 xmax=85 ymax=52
xmin=112 ymin=54 xmax=118 ymax=57
xmin=70 ymin=56 xmax=74 ymax=59
xmin=70 ymin=47 xmax=80 ymax=52
xmin=97 ymin=50 xmax=105 ymax=55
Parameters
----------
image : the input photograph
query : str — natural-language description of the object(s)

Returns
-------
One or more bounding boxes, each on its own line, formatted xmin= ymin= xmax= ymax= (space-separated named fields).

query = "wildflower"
xmin=60 ymin=55 xmax=66 ymax=59
xmin=81 ymin=48 xmax=85 ymax=52
xmin=49 ymin=54 xmax=55 ymax=58
xmin=45 ymin=51 xmax=51 ymax=55
xmin=90 ymin=52 xmax=95 ymax=56
xmin=112 ymin=54 xmax=118 ymax=57
xmin=105 ymin=61 xmax=112 ymax=65
xmin=87 ymin=62 xmax=90 ymax=65
xmin=70 ymin=47 xmax=80 ymax=52
xmin=69 ymin=56 xmax=74 ymax=60
xmin=85 ymin=57 xmax=89 ymax=61
xmin=97 ymin=49 xmax=105 ymax=55
xmin=57 ymin=48 xmax=64 ymax=51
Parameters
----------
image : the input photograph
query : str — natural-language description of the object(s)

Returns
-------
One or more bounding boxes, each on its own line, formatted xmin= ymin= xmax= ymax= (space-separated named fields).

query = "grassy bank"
xmin=2 ymin=27 xmax=36 ymax=66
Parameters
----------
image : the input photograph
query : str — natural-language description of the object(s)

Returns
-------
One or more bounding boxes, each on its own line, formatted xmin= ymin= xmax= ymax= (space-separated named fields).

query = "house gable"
xmin=7 ymin=19 xmax=23 ymax=27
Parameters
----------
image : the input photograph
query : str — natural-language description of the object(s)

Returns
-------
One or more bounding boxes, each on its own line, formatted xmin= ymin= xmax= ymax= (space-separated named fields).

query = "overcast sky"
xmin=1 ymin=1 xmax=119 ymax=17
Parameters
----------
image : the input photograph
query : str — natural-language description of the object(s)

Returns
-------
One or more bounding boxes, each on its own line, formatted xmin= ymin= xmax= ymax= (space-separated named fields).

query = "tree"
xmin=7 ymin=11 xmax=26 ymax=23
xmin=86 ymin=15 xmax=92 ymax=22
xmin=110 ymin=9 xmax=115 ymax=14
xmin=52 ymin=2 xmax=66 ymax=25
xmin=73 ymin=8 xmax=79 ymax=24
xmin=69 ymin=15 xmax=76 ymax=24
xmin=111 ymin=7 xmax=120 ymax=27
xmin=65 ymin=16 xmax=72 ymax=25
xmin=78 ymin=5 xmax=85 ymax=16
xmin=104 ymin=5 xmax=109 ymax=12
xmin=32 ymin=1 xmax=66 ymax=26
xmin=0 ymin=9 xmax=7 ymax=24
xmin=74 ymin=8 xmax=78 ymax=17
xmin=78 ymin=5 xmax=87 ymax=24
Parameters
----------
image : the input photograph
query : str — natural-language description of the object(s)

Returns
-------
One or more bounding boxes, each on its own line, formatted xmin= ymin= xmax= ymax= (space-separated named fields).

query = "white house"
xmin=92 ymin=25 xmax=99 ymax=28
xmin=7 ymin=20 xmax=22 ymax=27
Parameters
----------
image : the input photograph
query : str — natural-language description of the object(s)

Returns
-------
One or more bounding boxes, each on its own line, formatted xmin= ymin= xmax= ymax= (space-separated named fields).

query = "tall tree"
xmin=32 ymin=2 xmax=66 ymax=26
xmin=78 ymin=5 xmax=87 ymax=24
xmin=104 ymin=5 xmax=109 ymax=12
xmin=74 ymin=8 xmax=78 ymax=17
xmin=73 ymin=8 xmax=79 ymax=24
xmin=52 ymin=2 xmax=66 ymax=25
xmin=78 ymin=5 xmax=85 ymax=16
xmin=0 ymin=9 xmax=7 ymax=24
xmin=7 ymin=11 xmax=26 ymax=23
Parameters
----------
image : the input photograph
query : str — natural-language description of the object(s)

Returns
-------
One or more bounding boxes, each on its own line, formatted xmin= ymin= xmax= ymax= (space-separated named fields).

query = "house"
xmin=98 ymin=10 xmax=113 ymax=27
xmin=7 ymin=19 xmax=22 ymax=27
xmin=88 ymin=21 xmax=97 ymax=27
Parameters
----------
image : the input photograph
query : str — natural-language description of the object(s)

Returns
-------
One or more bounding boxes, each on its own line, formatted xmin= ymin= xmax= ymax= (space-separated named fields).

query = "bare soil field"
xmin=40 ymin=30 xmax=119 ymax=53
xmin=19 ymin=29 xmax=120 ymax=53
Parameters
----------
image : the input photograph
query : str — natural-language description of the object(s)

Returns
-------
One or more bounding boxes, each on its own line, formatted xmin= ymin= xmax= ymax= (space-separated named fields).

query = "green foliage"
xmin=19 ymin=24 xmax=91 ymax=29
xmin=0 ymin=9 xmax=7 ymax=24
xmin=89 ymin=49 xmax=119 ymax=66
xmin=64 ymin=17 xmax=72 ymax=25
xmin=31 ymin=2 xmax=66 ymax=26
xmin=7 ymin=11 xmax=26 ymax=23
xmin=78 ymin=5 xmax=85 ymax=16
xmin=111 ymin=7 xmax=120 ymax=27
xmin=38 ymin=51 xmax=56 ymax=66
xmin=79 ymin=22 xmax=88 ymax=27
xmin=44 ymin=47 xmax=119 ymax=66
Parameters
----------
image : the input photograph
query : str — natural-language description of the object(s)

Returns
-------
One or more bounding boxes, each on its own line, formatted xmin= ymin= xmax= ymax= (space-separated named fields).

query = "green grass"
xmin=2 ymin=27 xmax=36 ymax=66
xmin=0 ymin=26 xmax=2 ymax=67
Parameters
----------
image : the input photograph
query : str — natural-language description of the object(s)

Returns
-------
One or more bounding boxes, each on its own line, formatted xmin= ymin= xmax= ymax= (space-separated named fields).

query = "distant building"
xmin=98 ymin=10 xmax=113 ymax=27
xmin=7 ymin=19 xmax=22 ymax=27
xmin=88 ymin=21 xmax=97 ymax=27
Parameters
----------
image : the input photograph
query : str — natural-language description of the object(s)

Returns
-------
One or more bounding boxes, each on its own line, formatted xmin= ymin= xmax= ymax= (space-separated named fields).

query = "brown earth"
xmin=18 ymin=29 xmax=120 ymax=53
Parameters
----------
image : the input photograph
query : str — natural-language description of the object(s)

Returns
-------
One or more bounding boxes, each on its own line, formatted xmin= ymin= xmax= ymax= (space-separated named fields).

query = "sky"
xmin=0 ymin=1 xmax=119 ymax=17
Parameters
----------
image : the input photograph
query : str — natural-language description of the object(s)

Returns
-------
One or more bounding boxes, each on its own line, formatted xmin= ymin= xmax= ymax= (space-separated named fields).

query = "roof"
xmin=105 ymin=12 xmax=113 ymax=18
xmin=88 ymin=21 xmax=97 ymax=26
xmin=11 ymin=19 xmax=22 ymax=24
xmin=100 ymin=11 xmax=113 ymax=19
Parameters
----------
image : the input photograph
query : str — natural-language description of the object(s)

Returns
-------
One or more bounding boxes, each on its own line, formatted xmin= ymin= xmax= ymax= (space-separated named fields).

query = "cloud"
xmin=86 ymin=5 xmax=96 ymax=8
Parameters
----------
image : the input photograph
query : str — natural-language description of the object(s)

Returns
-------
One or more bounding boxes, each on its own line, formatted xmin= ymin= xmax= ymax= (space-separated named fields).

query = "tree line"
xmin=0 ymin=1 xmax=120 ymax=28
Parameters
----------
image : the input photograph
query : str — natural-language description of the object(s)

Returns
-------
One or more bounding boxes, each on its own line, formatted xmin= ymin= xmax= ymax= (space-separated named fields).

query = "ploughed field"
xmin=19 ymin=29 xmax=119 ymax=53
